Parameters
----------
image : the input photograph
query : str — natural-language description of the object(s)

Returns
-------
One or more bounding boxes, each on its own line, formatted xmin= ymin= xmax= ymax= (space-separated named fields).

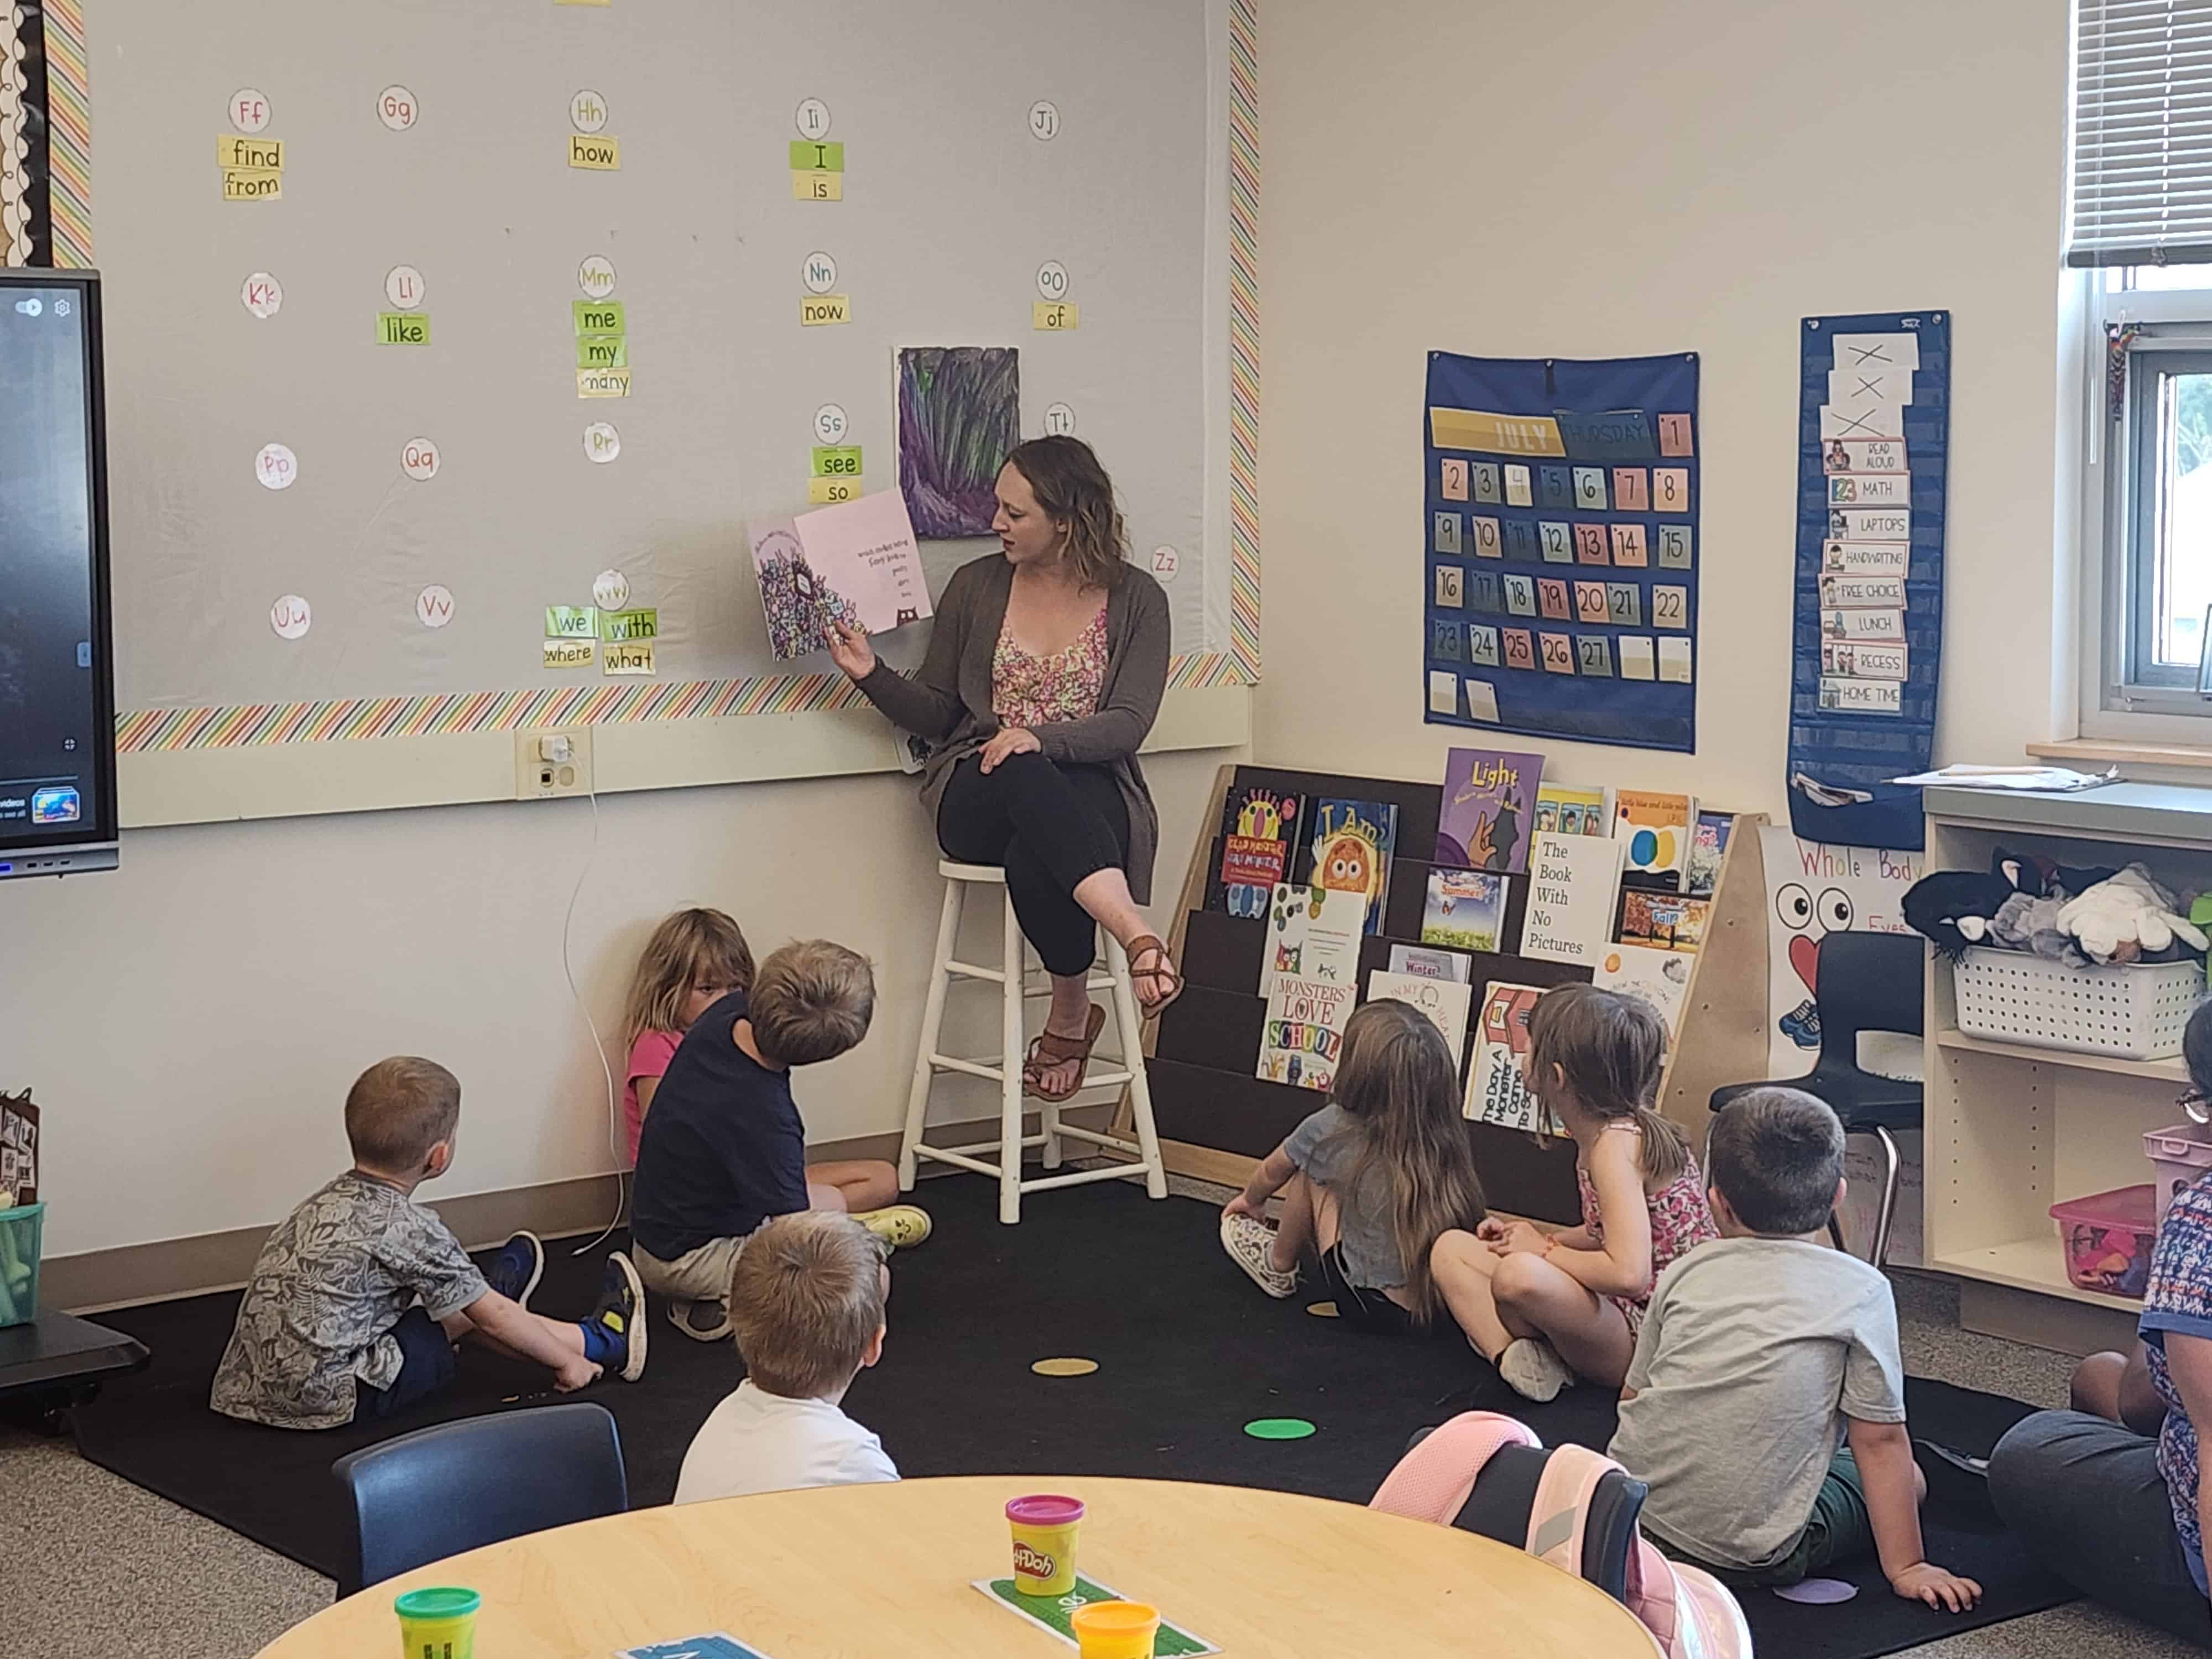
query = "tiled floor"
xmin=8 ymin=1217 xmax=2204 ymax=1657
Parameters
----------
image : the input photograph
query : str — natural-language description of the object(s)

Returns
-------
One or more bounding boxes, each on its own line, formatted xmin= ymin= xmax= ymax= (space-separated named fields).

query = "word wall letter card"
xmin=1788 ymin=312 xmax=1949 ymax=852
xmin=1423 ymin=351 xmax=1700 ymax=752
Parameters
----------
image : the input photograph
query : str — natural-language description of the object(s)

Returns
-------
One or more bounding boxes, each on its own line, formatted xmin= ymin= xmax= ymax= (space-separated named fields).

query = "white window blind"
xmin=2072 ymin=1 xmax=2212 ymax=266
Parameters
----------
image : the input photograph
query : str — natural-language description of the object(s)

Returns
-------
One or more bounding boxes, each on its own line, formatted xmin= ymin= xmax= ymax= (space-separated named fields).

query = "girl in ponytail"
xmin=1430 ymin=983 xmax=1718 ymax=1401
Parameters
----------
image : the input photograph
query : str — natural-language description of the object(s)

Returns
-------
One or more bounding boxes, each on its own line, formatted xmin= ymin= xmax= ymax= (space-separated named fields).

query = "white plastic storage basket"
xmin=1952 ymin=948 xmax=2205 ymax=1061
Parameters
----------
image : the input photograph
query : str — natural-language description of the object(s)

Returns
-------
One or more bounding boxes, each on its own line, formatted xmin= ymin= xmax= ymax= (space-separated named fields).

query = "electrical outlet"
xmin=515 ymin=728 xmax=594 ymax=799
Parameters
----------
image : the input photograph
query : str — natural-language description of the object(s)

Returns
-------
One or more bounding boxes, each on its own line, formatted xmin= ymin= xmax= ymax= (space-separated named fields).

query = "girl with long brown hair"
xmin=1219 ymin=999 xmax=1488 ymax=1332
xmin=1431 ymin=983 xmax=1718 ymax=1400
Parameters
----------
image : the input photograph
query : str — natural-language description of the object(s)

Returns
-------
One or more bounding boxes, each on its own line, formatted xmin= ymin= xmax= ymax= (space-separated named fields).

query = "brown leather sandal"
xmin=1023 ymin=1004 xmax=1107 ymax=1102
xmin=1126 ymin=935 xmax=1185 ymax=1018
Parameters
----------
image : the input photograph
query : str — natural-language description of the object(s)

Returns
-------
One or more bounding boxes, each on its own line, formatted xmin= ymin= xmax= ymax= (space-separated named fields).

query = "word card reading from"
xmin=1423 ymin=347 xmax=1700 ymax=752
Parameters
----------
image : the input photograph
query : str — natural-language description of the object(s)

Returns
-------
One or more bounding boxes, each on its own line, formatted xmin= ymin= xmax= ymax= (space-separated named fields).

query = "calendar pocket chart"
xmin=1789 ymin=311 xmax=1949 ymax=851
xmin=1423 ymin=349 xmax=1700 ymax=752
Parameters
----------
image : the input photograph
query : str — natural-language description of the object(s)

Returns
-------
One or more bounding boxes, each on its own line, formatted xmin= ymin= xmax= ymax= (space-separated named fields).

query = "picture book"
xmin=1367 ymin=969 xmax=1475 ymax=1067
xmin=1420 ymin=869 xmax=1508 ymax=952
xmin=1519 ymin=832 xmax=1626 ymax=967
xmin=1464 ymin=982 xmax=1560 ymax=1135
xmin=1533 ymin=782 xmax=1612 ymax=838
xmin=1619 ymin=891 xmax=1711 ymax=952
xmin=1388 ymin=943 xmax=1474 ymax=983
xmin=1208 ymin=787 xmax=1303 ymax=919
xmin=1258 ymin=973 xmax=1357 ymax=1093
xmin=1310 ymin=798 xmax=1399 ymax=936
xmin=1436 ymin=747 xmax=1546 ymax=874
xmin=1259 ymin=881 xmax=1366 ymax=998
xmin=750 ymin=489 xmax=931 ymax=661
xmin=1594 ymin=942 xmax=1692 ymax=1035
xmin=1614 ymin=789 xmax=1697 ymax=893
xmin=1685 ymin=810 xmax=1734 ymax=900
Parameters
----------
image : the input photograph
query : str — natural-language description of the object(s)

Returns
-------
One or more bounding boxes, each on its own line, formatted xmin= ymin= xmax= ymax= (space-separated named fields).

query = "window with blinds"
xmin=2072 ymin=1 xmax=2212 ymax=267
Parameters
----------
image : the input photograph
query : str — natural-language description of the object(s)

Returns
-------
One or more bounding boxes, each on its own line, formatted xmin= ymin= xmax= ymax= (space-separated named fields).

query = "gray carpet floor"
xmin=9 ymin=1188 xmax=2205 ymax=1658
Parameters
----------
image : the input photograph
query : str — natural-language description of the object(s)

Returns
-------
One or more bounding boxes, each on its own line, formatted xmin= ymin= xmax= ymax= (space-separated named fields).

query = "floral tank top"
xmin=992 ymin=608 xmax=1108 ymax=728
xmin=1576 ymin=1121 xmax=1720 ymax=1309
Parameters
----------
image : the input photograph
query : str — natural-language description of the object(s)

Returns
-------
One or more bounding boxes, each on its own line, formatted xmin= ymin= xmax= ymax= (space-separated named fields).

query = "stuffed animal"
xmin=1903 ymin=848 xmax=2047 ymax=959
xmin=1988 ymin=889 xmax=2082 ymax=965
xmin=2055 ymin=864 xmax=2210 ymax=966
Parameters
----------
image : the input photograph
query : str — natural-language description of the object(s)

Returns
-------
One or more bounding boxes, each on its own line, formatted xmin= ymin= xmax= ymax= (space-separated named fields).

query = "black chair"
xmin=1401 ymin=1427 xmax=1648 ymax=1604
xmin=330 ymin=1402 xmax=628 ymax=1595
xmin=1709 ymin=928 xmax=1923 ymax=1265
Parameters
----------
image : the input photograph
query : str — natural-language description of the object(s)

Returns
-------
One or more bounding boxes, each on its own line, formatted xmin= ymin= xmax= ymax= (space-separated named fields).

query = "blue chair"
xmin=330 ymin=1403 xmax=628 ymax=1595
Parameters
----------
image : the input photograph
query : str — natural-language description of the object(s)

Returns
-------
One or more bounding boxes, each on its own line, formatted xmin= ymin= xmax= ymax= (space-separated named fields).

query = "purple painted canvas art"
xmin=897 ymin=346 xmax=1020 ymax=539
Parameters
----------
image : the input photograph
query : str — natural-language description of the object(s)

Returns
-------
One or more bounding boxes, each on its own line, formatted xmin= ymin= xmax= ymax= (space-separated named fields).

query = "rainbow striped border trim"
xmin=116 ymin=651 xmax=1245 ymax=753
xmin=43 ymin=0 xmax=90 ymax=268
xmin=109 ymin=6 xmax=1258 ymax=754
xmin=1226 ymin=0 xmax=1261 ymax=681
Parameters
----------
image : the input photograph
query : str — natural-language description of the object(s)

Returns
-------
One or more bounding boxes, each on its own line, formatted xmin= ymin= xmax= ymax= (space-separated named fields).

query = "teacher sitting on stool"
xmin=830 ymin=435 xmax=1180 ymax=1102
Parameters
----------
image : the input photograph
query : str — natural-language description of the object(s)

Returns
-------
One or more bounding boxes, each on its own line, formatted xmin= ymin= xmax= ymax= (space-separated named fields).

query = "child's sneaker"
xmin=853 ymin=1205 xmax=932 ymax=1250
xmin=1497 ymin=1337 xmax=1574 ymax=1403
xmin=1220 ymin=1211 xmax=1297 ymax=1298
xmin=669 ymin=1298 xmax=734 ymax=1342
xmin=485 ymin=1231 xmax=544 ymax=1309
xmin=586 ymin=1251 xmax=649 ymax=1382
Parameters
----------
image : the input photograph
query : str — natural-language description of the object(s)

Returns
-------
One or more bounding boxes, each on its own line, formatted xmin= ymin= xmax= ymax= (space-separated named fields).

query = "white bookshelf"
xmin=1923 ymin=784 xmax=2212 ymax=1329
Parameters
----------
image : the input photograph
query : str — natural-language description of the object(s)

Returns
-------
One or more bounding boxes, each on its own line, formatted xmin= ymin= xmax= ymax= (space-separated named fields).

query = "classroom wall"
xmin=5 ymin=753 xmax=1227 ymax=1260
xmin=1259 ymin=0 xmax=2074 ymax=811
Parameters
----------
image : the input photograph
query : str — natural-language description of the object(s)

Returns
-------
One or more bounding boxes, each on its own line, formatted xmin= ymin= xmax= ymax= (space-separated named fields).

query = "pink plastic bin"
xmin=2146 ymin=1125 xmax=2212 ymax=1224
xmin=2049 ymin=1185 xmax=2157 ymax=1298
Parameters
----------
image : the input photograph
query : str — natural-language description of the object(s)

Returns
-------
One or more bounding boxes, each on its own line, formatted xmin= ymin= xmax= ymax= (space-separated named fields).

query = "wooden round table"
xmin=258 ymin=1475 xmax=1662 ymax=1657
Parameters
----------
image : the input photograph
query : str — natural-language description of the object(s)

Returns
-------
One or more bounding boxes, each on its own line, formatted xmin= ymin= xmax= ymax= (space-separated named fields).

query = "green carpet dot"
xmin=1244 ymin=1417 xmax=1317 ymax=1441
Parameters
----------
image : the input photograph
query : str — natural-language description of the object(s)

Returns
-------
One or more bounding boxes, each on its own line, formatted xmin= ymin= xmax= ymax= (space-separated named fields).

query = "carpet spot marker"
xmin=1031 ymin=1357 xmax=1099 ymax=1377
xmin=1244 ymin=1417 xmax=1316 ymax=1441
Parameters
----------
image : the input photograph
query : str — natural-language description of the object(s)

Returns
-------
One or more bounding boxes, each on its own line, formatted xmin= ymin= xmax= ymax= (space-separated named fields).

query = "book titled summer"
xmin=1421 ymin=869 xmax=1508 ymax=952
xmin=1436 ymin=747 xmax=1546 ymax=874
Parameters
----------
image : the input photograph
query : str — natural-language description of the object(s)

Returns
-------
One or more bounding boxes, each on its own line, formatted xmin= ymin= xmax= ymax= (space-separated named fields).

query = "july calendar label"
xmin=1819 ymin=573 xmax=1906 ymax=609
xmin=1822 ymin=607 xmax=1906 ymax=642
xmin=1819 ymin=676 xmax=1902 ymax=713
xmin=1822 ymin=640 xmax=1908 ymax=680
xmin=1830 ymin=508 xmax=1911 ymax=541
xmin=1823 ymin=437 xmax=1908 ymax=474
xmin=1822 ymin=540 xmax=1908 ymax=576
xmin=1826 ymin=473 xmax=1910 ymax=508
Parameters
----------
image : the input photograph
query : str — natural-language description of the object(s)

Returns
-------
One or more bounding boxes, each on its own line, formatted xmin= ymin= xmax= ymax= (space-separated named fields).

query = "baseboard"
xmin=1957 ymin=1279 xmax=2138 ymax=1357
xmin=43 ymin=1108 xmax=1113 ymax=1313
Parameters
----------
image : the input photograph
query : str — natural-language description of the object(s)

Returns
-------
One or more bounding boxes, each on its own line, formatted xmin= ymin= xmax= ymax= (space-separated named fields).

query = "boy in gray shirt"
xmin=212 ymin=1056 xmax=648 ymax=1429
xmin=1609 ymin=1088 xmax=1980 ymax=1611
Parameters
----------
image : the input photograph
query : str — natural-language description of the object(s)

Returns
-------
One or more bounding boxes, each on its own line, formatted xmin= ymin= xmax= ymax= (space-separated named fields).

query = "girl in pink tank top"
xmin=1430 ymin=983 xmax=1718 ymax=1402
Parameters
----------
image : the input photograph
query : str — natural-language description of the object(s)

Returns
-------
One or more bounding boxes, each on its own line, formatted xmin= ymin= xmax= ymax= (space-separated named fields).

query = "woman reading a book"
xmin=830 ymin=436 xmax=1181 ymax=1099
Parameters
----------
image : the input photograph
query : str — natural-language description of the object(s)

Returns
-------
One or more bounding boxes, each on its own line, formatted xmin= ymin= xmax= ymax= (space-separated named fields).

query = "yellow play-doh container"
xmin=1006 ymin=1493 xmax=1085 ymax=1596
xmin=1072 ymin=1599 xmax=1161 ymax=1659
xmin=394 ymin=1585 xmax=480 ymax=1659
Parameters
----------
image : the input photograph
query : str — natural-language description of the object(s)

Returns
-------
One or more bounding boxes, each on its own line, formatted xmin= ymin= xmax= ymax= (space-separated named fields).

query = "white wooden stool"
xmin=899 ymin=860 xmax=1168 ymax=1223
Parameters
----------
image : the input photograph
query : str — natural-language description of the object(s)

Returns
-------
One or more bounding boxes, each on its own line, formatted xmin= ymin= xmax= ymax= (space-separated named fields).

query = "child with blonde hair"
xmin=632 ymin=940 xmax=930 ymax=1342
xmin=1219 ymin=999 xmax=1488 ymax=1332
xmin=675 ymin=1210 xmax=898 ymax=1502
xmin=621 ymin=907 xmax=757 ymax=1164
xmin=1431 ymin=983 xmax=1718 ymax=1400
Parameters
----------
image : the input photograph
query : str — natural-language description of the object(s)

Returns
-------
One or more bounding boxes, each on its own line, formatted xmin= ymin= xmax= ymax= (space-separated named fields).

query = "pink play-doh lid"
xmin=1006 ymin=1495 xmax=1086 ymax=1526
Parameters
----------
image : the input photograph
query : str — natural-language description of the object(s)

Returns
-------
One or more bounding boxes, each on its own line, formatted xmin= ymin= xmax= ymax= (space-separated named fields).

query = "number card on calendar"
xmin=1788 ymin=312 xmax=1949 ymax=851
xmin=1424 ymin=349 xmax=1700 ymax=751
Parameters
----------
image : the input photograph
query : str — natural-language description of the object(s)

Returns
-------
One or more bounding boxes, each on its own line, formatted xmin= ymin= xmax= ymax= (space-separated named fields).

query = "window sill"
xmin=2028 ymin=737 xmax=2212 ymax=772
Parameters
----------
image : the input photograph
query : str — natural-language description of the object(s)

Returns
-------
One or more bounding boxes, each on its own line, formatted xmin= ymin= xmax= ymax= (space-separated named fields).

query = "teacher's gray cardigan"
xmin=854 ymin=552 xmax=1171 ymax=905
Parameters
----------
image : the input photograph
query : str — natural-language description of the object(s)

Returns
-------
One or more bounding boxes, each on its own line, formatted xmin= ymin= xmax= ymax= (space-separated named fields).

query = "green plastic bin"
xmin=0 ymin=1203 xmax=45 ymax=1327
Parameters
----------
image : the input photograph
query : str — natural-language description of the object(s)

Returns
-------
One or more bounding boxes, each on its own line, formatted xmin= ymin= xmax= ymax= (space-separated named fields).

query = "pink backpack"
xmin=1371 ymin=1411 xmax=1753 ymax=1659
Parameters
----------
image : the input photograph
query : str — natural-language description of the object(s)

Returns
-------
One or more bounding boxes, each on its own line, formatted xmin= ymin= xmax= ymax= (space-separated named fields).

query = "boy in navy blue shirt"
xmin=633 ymin=940 xmax=927 ymax=1339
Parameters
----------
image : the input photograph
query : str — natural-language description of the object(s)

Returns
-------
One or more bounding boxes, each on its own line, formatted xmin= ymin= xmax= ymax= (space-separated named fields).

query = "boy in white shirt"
xmin=675 ymin=1209 xmax=896 ymax=1502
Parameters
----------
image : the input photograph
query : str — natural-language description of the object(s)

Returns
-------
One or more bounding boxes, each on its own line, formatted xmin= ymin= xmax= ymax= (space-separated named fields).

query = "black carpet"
xmin=73 ymin=1177 xmax=2072 ymax=1658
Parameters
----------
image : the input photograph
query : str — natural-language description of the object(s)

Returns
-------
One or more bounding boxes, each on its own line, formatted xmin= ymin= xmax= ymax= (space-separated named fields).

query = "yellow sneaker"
xmin=853 ymin=1204 xmax=932 ymax=1250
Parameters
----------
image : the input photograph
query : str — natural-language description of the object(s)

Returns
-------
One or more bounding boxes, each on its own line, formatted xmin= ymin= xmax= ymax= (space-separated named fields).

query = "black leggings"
xmin=937 ymin=753 xmax=1130 ymax=977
